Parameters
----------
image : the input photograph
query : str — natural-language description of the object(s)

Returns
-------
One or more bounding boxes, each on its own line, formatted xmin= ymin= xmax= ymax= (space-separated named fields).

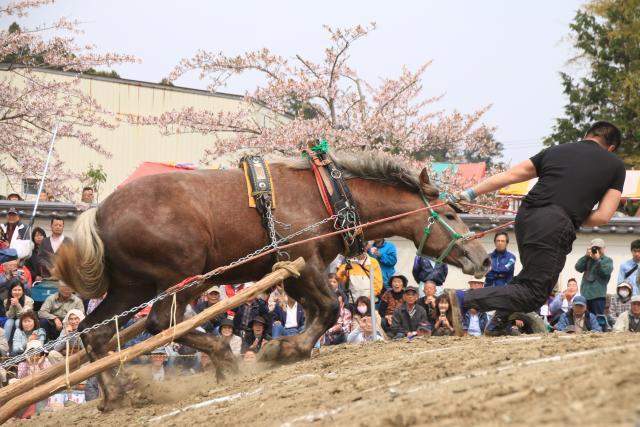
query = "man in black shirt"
xmin=451 ymin=121 xmax=626 ymax=335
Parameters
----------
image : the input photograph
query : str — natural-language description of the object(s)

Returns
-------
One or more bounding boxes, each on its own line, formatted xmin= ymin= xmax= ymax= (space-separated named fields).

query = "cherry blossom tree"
xmin=150 ymin=23 xmax=501 ymax=193
xmin=0 ymin=0 xmax=135 ymax=199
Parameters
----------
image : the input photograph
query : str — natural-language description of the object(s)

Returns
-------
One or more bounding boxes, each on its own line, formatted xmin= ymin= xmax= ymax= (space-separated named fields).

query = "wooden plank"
xmin=0 ymin=258 xmax=304 ymax=423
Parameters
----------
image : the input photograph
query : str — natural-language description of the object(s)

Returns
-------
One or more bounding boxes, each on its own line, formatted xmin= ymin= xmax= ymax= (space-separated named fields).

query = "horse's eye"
xmin=446 ymin=214 xmax=455 ymax=220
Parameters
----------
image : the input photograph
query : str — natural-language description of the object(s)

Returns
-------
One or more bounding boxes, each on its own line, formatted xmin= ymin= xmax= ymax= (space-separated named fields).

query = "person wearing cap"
xmin=450 ymin=121 xmax=625 ymax=336
xmin=617 ymin=239 xmax=640 ymax=295
xmin=555 ymin=295 xmax=602 ymax=333
xmin=0 ymin=207 xmax=27 ymax=249
xmin=575 ymin=238 xmax=614 ymax=317
xmin=7 ymin=193 xmax=22 ymax=201
xmin=219 ymin=318 xmax=242 ymax=356
xmin=149 ymin=347 xmax=168 ymax=382
xmin=609 ymin=282 xmax=633 ymax=324
xmin=390 ymin=285 xmax=430 ymax=339
xmin=241 ymin=315 xmax=271 ymax=354
xmin=613 ymin=295 xmax=640 ymax=332
xmin=378 ymin=275 xmax=408 ymax=333
xmin=193 ymin=285 xmax=225 ymax=335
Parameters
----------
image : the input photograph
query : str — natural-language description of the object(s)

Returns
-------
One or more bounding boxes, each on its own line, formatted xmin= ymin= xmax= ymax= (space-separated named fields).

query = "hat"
xmin=467 ymin=277 xmax=484 ymax=285
xmin=7 ymin=207 xmax=18 ymax=215
xmin=205 ymin=285 xmax=220 ymax=294
xmin=248 ymin=315 xmax=267 ymax=327
xmin=405 ymin=285 xmax=419 ymax=294
xmin=220 ymin=318 xmax=234 ymax=328
xmin=25 ymin=340 xmax=45 ymax=353
xmin=589 ymin=238 xmax=605 ymax=248
xmin=151 ymin=347 xmax=166 ymax=356
xmin=617 ymin=282 xmax=633 ymax=290
xmin=7 ymin=193 xmax=22 ymax=201
xmin=572 ymin=295 xmax=587 ymax=306
xmin=631 ymin=295 xmax=640 ymax=304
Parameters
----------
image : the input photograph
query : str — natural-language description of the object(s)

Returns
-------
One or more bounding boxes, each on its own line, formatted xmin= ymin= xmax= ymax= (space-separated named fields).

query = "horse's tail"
xmin=54 ymin=208 xmax=109 ymax=299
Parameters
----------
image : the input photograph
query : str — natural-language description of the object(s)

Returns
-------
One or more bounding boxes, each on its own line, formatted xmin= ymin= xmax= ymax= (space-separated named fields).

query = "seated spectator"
xmin=613 ymin=295 xmax=640 ymax=332
xmin=38 ymin=283 xmax=84 ymax=340
xmin=555 ymin=295 xmax=602 ymax=333
xmin=367 ymin=239 xmax=397 ymax=291
xmin=412 ymin=255 xmax=448 ymax=297
xmin=241 ymin=316 xmax=271 ymax=354
xmin=219 ymin=318 xmax=242 ymax=356
xmin=417 ymin=280 xmax=437 ymax=321
xmin=327 ymin=273 xmax=340 ymax=292
xmin=609 ymin=282 xmax=633 ymax=324
xmin=193 ymin=285 xmax=224 ymax=335
xmin=0 ymin=260 xmax=32 ymax=303
xmin=25 ymin=227 xmax=46 ymax=283
xmin=11 ymin=311 xmax=46 ymax=356
xmin=149 ymin=347 xmax=167 ymax=382
xmin=233 ymin=288 xmax=270 ymax=339
xmin=346 ymin=316 xmax=384 ymax=343
xmin=16 ymin=340 xmax=51 ymax=418
xmin=52 ymin=309 xmax=85 ymax=357
xmin=3 ymin=279 xmax=34 ymax=341
xmin=272 ymin=294 xmax=305 ymax=338
xmin=548 ymin=278 xmax=580 ymax=324
xmin=324 ymin=290 xmax=352 ymax=345
xmin=378 ymin=275 xmax=407 ymax=333
xmin=390 ymin=284 xmax=430 ymax=339
xmin=432 ymin=293 xmax=459 ymax=336
xmin=351 ymin=295 xmax=386 ymax=339
xmin=463 ymin=307 xmax=488 ymax=336
xmin=243 ymin=349 xmax=258 ymax=363
xmin=336 ymin=253 xmax=383 ymax=305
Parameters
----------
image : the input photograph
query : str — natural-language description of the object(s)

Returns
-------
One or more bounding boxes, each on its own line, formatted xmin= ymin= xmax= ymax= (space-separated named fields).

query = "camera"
xmin=590 ymin=246 xmax=599 ymax=255
xmin=16 ymin=270 xmax=24 ymax=277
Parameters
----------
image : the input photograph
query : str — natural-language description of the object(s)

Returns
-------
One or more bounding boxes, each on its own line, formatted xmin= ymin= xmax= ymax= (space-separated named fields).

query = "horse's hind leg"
xmin=80 ymin=289 xmax=149 ymax=412
xmin=260 ymin=258 xmax=339 ymax=364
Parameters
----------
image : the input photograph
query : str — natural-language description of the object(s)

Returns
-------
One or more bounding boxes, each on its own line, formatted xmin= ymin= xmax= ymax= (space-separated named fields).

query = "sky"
xmin=2 ymin=0 xmax=587 ymax=164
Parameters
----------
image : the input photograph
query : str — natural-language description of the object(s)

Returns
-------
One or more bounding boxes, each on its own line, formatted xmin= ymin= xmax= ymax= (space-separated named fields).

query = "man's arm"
xmin=465 ymin=160 xmax=537 ymax=198
xmin=582 ymin=189 xmax=623 ymax=227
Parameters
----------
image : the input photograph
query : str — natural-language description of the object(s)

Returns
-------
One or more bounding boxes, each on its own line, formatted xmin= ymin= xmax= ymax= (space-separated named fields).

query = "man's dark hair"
xmin=631 ymin=239 xmax=640 ymax=251
xmin=50 ymin=215 xmax=64 ymax=224
xmin=567 ymin=278 xmax=578 ymax=284
xmin=494 ymin=231 xmax=509 ymax=244
xmin=82 ymin=186 xmax=94 ymax=192
xmin=586 ymin=121 xmax=622 ymax=151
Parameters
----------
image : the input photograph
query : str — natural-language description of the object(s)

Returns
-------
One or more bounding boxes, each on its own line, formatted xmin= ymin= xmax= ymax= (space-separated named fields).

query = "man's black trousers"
xmin=464 ymin=204 xmax=576 ymax=313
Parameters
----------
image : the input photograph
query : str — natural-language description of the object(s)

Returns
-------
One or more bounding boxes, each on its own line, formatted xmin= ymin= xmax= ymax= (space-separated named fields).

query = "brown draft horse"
xmin=55 ymin=153 xmax=490 ymax=410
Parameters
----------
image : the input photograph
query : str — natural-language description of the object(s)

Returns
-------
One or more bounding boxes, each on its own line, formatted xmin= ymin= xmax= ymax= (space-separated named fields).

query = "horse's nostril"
xmin=482 ymin=257 xmax=491 ymax=269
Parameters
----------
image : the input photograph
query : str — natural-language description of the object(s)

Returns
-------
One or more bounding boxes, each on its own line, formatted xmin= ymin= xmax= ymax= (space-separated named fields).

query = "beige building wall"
xmin=0 ymin=68 xmax=283 ymax=201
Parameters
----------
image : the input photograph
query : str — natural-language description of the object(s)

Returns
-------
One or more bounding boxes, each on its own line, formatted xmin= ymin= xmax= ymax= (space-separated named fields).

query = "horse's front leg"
xmin=260 ymin=262 xmax=339 ymax=364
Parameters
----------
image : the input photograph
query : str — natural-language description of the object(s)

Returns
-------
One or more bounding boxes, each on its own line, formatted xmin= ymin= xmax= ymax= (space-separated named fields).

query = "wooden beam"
xmin=0 ymin=318 xmax=147 ymax=404
xmin=0 ymin=258 xmax=304 ymax=423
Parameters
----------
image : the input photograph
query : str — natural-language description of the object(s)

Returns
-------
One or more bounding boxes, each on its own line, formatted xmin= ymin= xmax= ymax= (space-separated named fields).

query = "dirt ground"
xmin=11 ymin=332 xmax=640 ymax=427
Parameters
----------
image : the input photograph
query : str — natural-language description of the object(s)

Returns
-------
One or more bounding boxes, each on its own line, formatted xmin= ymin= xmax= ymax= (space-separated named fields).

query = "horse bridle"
xmin=416 ymin=191 xmax=475 ymax=264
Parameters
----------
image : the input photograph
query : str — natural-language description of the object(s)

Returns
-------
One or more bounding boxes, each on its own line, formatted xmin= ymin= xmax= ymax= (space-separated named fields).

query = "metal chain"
xmin=0 ymin=211 xmax=343 ymax=370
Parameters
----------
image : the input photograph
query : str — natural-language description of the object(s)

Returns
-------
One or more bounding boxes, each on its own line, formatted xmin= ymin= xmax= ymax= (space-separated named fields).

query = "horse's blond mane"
xmin=273 ymin=151 xmax=421 ymax=192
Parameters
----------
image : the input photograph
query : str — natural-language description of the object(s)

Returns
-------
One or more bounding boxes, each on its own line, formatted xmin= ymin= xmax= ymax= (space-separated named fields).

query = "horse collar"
xmin=303 ymin=149 xmax=365 ymax=257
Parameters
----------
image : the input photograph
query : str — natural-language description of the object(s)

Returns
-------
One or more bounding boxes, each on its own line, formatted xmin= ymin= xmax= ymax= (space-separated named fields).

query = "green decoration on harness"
xmin=311 ymin=139 xmax=329 ymax=154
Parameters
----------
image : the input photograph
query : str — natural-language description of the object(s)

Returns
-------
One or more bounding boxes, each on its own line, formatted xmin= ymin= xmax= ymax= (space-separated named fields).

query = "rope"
xmin=64 ymin=340 xmax=71 ymax=390
xmin=272 ymin=261 xmax=302 ymax=278
xmin=114 ymin=316 xmax=125 ymax=377
xmin=169 ymin=293 xmax=178 ymax=345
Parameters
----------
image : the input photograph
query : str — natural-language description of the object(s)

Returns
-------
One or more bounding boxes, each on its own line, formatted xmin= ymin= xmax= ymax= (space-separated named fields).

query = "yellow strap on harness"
xmin=242 ymin=158 xmax=276 ymax=209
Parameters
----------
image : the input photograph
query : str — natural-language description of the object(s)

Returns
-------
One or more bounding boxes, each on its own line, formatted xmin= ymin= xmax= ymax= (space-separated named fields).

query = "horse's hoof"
xmin=97 ymin=395 xmax=129 ymax=412
xmin=259 ymin=337 xmax=310 ymax=364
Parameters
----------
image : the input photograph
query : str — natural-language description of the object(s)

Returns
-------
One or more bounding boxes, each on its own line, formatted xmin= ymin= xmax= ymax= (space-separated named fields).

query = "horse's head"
xmin=413 ymin=168 xmax=490 ymax=278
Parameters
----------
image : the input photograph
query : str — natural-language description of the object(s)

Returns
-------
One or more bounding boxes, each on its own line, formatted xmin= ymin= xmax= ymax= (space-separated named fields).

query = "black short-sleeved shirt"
xmin=522 ymin=140 xmax=626 ymax=228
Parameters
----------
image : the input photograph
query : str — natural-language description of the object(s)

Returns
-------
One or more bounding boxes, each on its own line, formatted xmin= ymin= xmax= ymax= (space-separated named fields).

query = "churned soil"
xmin=12 ymin=333 xmax=640 ymax=427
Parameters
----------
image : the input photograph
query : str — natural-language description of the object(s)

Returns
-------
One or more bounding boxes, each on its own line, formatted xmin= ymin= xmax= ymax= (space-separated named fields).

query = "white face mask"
xmin=357 ymin=305 xmax=368 ymax=314
xmin=619 ymin=289 xmax=631 ymax=299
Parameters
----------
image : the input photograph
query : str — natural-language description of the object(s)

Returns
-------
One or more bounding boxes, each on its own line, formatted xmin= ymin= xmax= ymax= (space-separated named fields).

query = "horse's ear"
xmin=419 ymin=168 xmax=439 ymax=198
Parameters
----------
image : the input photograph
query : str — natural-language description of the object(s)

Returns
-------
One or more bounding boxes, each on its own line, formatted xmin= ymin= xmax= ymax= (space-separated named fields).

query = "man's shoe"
xmin=484 ymin=312 xmax=512 ymax=336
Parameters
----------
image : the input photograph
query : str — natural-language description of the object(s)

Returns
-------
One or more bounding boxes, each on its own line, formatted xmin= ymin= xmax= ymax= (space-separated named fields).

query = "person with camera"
xmin=575 ymin=238 xmax=613 ymax=317
xmin=335 ymin=252 xmax=383 ymax=306
xmin=450 ymin=121 xmax=625 ymax=336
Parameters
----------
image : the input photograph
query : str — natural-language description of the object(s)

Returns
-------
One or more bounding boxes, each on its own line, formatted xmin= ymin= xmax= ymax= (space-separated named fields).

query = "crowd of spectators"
xmin=0 ymin=188 xmax=639 ymax=417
